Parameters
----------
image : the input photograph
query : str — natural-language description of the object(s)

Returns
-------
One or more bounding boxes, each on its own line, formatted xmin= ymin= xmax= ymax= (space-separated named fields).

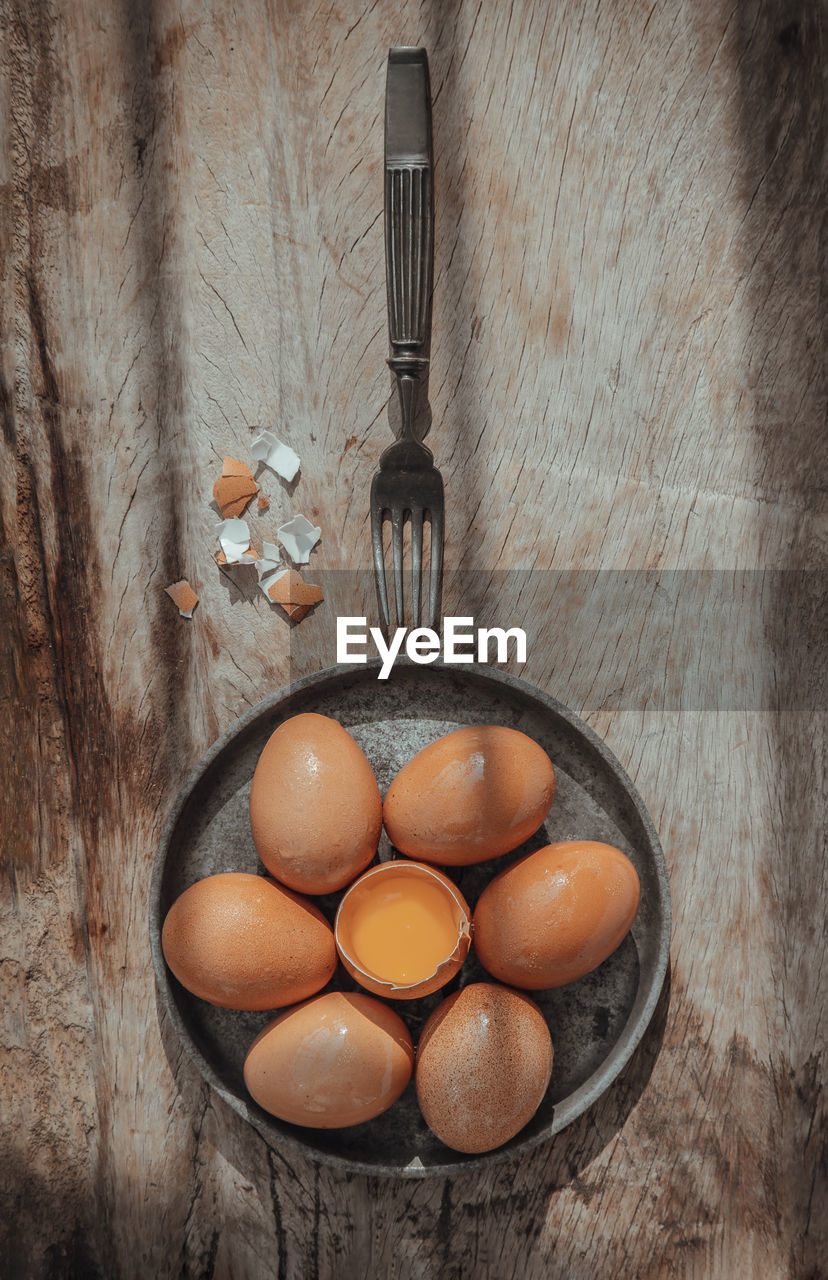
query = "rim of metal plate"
xmin=149 ymin=659 xmax=672 ymax=1179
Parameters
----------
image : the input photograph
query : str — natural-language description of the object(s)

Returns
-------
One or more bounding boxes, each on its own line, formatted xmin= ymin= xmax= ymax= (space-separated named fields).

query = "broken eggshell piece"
xmin=215 ymin=517 xmax=258 ymax=565
xmin=164 ymin=579 xmax=199 ymax=618
xmin=256 ymin=541 xmax=285 ymax=601
xmin=212 ymin=455 xmax=259 ymax=518
xmin=266 ymin=568 xmax=324 ymax=622
xmin=277 ymin=514 xmax=321 ymax=564
xmin=334 ymin=860 xmax=471 ymax=1000
xmin=251 ymin=430 xmax=301 ymax=482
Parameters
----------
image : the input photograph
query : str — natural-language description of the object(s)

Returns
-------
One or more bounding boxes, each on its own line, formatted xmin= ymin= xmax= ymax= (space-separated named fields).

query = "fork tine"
xmin=371 ymin=498 xmax=390 ymax=630
xmin=410 ymin=508 xmax=424 ymax=628
xmin=427 ymin=503 xmax=444 ymax=630
xmin=391 ymin=508 xmax=405 ymax=628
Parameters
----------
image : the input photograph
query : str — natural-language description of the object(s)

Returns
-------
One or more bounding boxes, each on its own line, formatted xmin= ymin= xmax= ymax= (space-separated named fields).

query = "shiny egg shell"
xmin=161 ymin=873 xmax=336 ymax=1010
xmin=415 ymin=983 xmax=554 ymax=1153
xmin=473 ymin=840 xmax=641 ymax=989
xmin=243 ymin=992 xmax=414 ymax=1128
xmin=383 ymin=725 xmax=555 ymax=866
xmin=249 ymin=713 xmax=382 ymax=894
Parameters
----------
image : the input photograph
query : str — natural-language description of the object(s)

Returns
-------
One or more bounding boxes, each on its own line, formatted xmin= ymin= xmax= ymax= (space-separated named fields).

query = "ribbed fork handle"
xmin=386 ymin=165 xmax=433 ymax=353
xmin=385 ymin=47 xmax=434 ymax=409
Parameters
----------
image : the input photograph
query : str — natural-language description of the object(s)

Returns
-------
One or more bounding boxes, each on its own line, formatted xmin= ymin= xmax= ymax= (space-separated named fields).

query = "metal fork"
xmin=370 ymin=47 xmax=444 ymax=631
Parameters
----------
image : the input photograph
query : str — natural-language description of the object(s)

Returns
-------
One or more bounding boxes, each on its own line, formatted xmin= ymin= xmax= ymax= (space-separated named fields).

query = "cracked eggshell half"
xmin=334 ymin=861 xmax=471 ymax=1000
xmin=249 ymin=713 xmax=382 ymax=894
xmin=243 ymin=991 xmax=414 ymax=1128
xmin=383 ymin=725 xmax=556 ymax=866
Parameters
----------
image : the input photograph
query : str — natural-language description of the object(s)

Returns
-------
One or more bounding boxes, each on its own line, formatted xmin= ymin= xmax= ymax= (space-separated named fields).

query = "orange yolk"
xmin=347 ymin=878 xmax=460 ymax=984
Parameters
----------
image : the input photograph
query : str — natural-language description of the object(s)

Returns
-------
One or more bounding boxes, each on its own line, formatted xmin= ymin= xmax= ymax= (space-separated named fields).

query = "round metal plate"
xmin=149 ymin=660 xmax=671 ymax=1177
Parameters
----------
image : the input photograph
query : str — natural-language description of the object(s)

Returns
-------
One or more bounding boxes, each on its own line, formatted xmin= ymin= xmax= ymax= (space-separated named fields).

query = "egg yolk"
xmin=347 ymin=879 xmax=460 ymax=984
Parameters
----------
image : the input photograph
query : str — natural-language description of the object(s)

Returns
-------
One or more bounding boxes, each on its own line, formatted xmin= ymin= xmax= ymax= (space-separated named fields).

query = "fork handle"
xmin=385 ymin=48 xmax=434 ymax=403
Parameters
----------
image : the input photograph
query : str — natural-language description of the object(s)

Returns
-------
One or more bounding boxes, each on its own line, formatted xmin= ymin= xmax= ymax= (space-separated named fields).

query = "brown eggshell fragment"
xmin=164 ymin=579 xmax=199 ymax=618
xmin=334 ymin=861 xmax=471 ymax=1000
xmin=267 ymin=568 xmax=324 ymax=624
xmin=415 ymin=983 xmax=553 ymax=1153
xmin=223 ymin=455 xmax=255 ymax=479
xmin=249 ymin=713 xmax=382 ymax=894
xmin=266 ymin=571 xmax=324 ymax=606
xmin=243 ymin=992 xmax=414 ymax=1127
xmin=473 ymin=840 xmax=641 ymax=989
xmin=383 ymin=725 xmax=555 ymax=866
xmin=213 ymin=456 xmax=259 ymax=518
xmin=161 ymin=873 xmax=336 ymax=1010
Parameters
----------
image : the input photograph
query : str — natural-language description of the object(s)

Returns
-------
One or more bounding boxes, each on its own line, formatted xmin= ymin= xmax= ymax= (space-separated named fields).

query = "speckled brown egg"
xmin=243 ymin=991 xmax=414 ymax=1127
xmin=161 ymin=873 xmax=336 ymax=1009
xmin=473 ymin=840 xmax=641 ymax=989
xmin=249 ymin=713 xmax=382 ymax=894
xmin=415 ymin=983 xmax=553 ymax=1153
xmin=383 ymin=725 xmax=555 ymax=866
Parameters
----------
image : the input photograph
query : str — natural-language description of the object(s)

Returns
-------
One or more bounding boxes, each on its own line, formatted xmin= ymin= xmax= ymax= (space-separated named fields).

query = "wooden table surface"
xmin=2 ymin=1 xmax=825 ymax=1276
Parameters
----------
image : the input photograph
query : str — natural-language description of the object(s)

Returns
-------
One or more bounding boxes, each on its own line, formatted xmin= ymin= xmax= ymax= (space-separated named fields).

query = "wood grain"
xmin=1 ymin=0 xmax=824 ymax=1277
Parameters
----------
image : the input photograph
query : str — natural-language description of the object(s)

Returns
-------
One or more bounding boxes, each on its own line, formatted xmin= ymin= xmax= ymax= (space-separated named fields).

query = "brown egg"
xmin=473 ymin=840 xmax=641 ymax=989
xmin=244 ymin=991 xmax=414 ymax=1127
xmin=249 ymin=713 xmax=382 ymax=894
xmin=383 ymin=725 xmax=555 ymax=866
xmin=161 ymin=873 xmax=336 ymax=1010
xmin=415 ymin=983 xmax=553 ymax=1153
